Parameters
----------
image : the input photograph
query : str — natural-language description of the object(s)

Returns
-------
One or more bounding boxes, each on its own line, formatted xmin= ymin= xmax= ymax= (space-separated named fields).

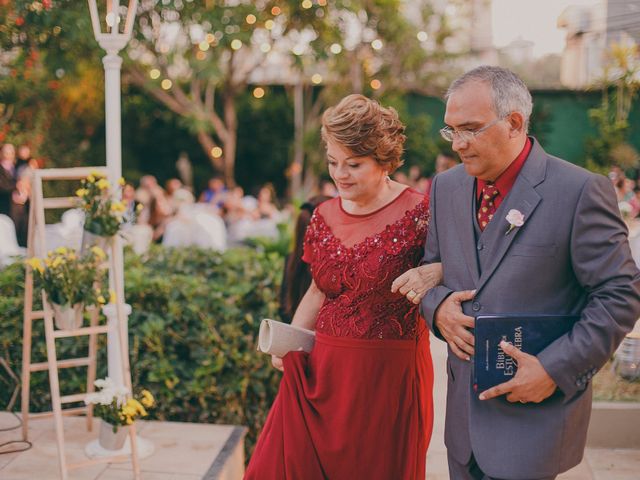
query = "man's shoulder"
xmin=434 ymin=163 xmax=467 ymax=187
xmin=542 ymin=152 xmax=604 ymax=192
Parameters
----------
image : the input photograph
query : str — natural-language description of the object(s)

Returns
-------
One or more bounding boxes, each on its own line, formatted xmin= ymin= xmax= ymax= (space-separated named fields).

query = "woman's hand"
xmin=271 ymin=355 xmax=284 ymax=371
xmin=391 ymin=263 xmax=443 ymax=304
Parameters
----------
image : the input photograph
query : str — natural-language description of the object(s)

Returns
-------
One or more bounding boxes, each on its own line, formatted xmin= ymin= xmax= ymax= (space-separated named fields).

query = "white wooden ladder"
xmin=20 ymin=167 xmax=140 ymax=479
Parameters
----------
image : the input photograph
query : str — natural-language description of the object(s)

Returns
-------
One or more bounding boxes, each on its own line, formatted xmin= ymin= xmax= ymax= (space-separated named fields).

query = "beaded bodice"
xmin=302 ymin=189 xmax=429 ymax=340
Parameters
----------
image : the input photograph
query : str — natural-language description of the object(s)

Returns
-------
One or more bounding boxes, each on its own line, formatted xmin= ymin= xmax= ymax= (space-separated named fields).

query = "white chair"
xmin=61 ymin=208 xmax=85 ymax=232
xmin=193 ymin=213 xmax=227 ymax=251
xmin=126 ymin=224 xmax=153 ymax=255
xmin=162 ymin=217 xmax=193 ymax=248
xmin=0 ymin=214 xmax=26 ymax=266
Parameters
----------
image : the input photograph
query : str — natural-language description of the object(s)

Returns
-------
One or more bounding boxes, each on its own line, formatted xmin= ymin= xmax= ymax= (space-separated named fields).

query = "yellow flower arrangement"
xmin=76 ymin=172 xmax=136 ymax=237
xmin=84 ymin=378 xmax=156 ymax=433
xmin=26 ymin=247 xmax=108 ymax=308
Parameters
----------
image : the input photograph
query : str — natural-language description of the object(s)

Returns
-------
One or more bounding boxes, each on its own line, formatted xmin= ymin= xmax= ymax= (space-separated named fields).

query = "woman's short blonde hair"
xmin=321 ymin=94 xmax=406 ymax=173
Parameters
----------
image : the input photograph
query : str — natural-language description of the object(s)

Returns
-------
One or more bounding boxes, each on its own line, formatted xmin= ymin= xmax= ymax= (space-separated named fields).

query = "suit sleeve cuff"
xmin=420 ymin=286 xmax=453 ymax=341
xmin=537 ymin=347 xmax=583 ymax=402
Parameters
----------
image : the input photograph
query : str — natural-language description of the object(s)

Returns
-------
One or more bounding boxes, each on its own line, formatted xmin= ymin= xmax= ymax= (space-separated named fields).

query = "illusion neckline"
xmin=338 ymin=186 xmax=414 ymax=218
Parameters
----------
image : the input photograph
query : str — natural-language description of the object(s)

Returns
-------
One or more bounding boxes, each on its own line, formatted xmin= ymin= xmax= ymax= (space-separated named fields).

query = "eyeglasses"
xmin=439 ymin=117 xmax=504 ymax=143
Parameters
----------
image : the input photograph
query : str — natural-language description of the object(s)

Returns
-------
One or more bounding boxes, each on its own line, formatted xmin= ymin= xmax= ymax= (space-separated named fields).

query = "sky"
xmin=491 ymin=0 xmax=600 ymax=58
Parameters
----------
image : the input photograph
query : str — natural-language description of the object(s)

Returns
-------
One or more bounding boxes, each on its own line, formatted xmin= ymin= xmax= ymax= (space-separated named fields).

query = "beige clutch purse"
xmin=258 ymin=318 xmax=316 ymax=357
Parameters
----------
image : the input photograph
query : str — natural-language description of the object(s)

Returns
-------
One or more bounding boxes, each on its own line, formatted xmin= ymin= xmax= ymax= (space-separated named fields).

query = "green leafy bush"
xmin=0 ymin=245 xmax=284 ymax=456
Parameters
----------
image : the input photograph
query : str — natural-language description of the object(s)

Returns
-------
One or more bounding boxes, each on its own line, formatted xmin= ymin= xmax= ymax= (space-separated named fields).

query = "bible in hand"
xmin=473 ymin=314 xmax=579 ymax=392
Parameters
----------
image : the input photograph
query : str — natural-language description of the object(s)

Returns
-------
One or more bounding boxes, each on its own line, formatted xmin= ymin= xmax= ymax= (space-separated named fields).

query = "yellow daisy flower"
xmin=96 ymin=178 xmax=110 ymax=191
xmin=140 ymin=390 xmax=155 ymax=408
xmin=25 ymin=258 xmax=44 ymax=274
xmin=91 ymin=246 xmax=107 ymax=260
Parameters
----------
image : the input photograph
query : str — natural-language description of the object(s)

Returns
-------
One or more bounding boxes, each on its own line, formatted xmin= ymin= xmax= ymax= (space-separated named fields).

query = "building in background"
xmin=434 ymin=0 xmax=498 ymax=67
xmin=500 ymin=37 xmax=535 ymax=65
xmin=559 ymin=0 xmax=640 ymax=89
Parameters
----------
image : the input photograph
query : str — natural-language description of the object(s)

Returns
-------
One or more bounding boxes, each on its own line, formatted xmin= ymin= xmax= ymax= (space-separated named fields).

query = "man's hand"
xmin=434 ymin=290 xmax=476 ymax=361
xmin=479 ymin=341 xmax=557 ymax=403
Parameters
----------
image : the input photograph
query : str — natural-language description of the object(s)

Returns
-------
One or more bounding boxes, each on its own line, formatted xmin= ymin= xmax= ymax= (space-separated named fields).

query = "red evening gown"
xmin=245 ymin=188 xmax=434 ymax=480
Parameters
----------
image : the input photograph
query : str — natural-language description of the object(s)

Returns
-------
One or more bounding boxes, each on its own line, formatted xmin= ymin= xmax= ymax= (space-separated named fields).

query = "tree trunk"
xmin=222 ymin=91 xmax=238 ymax=187
xmin=350 ymin=49 xmax=364 ymax=94
xmin=196 ymin=131 xmax=224 ymax=174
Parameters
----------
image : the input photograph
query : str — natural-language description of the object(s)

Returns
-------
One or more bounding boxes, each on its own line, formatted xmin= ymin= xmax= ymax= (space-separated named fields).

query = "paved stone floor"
xmin=0 ymin=416 xmax=242 ymax=479
xmin=426 ymin=333 xmax=640 ymax=480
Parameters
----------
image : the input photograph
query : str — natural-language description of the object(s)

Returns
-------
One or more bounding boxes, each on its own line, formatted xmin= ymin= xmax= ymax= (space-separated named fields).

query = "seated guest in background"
xmin=136 ymin=175 xmax=173 ymax=242
xmin=414 ymin=174 xmax=430 ymax=195
xmin=423 ymin=150 xmax=459 ymax=197
xmin=165 ymin=177 xmax=194 ymax=214
xmin=408 ymin=165 xmax=422 ymax=186
xmin=252 ymin=183 xmax=279 ymax=220
xmin=393 ymin=169 xmax=410 ymax=185
xmin=199 ymin=176 xmax=227 ymax=210
xmin=122 ymin=183 xmax=141 ymax=225
xmin=222 ymin=186 xmax=251 ymax=223
xmin=319 ymin=179 xmax=338 ymax=197
xmin=630 ymin=187 xmax=640 ymax=219
xmin=278 ymin=195 xmax=331 ymax=323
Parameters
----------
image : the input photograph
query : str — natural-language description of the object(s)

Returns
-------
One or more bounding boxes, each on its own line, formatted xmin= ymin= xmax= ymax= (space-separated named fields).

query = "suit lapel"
xmin=452 ymin=174 xmax=480 ymax=284
xmin=475 ymin=139 xmax=548 ymax=293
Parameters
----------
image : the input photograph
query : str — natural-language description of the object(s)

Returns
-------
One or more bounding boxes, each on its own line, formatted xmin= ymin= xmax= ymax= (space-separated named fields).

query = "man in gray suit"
xmin=418 ymin=66 xmax=640 ymax=479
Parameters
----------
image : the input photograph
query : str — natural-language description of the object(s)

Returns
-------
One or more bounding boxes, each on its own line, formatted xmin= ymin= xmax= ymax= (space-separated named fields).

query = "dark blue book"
xmin=473 ymin=314 xmax=579 ymax=392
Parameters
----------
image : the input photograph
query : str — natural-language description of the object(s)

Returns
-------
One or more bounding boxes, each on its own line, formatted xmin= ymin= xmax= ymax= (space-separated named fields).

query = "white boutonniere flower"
xmin=505 ymin=209 xmax=525 ymax=235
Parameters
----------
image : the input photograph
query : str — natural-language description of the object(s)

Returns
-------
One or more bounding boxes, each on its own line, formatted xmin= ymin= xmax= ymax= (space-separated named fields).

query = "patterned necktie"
xmin=477 ymin=183 xmax=499 ymax=231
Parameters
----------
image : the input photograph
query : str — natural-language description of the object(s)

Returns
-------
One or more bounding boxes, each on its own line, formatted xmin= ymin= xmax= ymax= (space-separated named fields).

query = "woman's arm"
xmin=290 ymin=279 xmax=325 ymax=330
xmin=391 ymin=263 xmax=443 ymax=304
xmin=272 ymin=280 xmax=325 ymax=371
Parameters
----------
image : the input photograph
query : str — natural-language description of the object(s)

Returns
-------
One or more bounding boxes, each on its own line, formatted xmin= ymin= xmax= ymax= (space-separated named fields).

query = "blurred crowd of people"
xmin=392 ymin=151 xmax=459 ymax=196
xmin=128 ymin=174 xmax=288 ymax=246
xmin=609 ymin=166 xmax=640 ymax=220
xmin=0 ymin=143 xmax=42 ymax=247
xmin=0 ymin=143 xmax=461 ymax=253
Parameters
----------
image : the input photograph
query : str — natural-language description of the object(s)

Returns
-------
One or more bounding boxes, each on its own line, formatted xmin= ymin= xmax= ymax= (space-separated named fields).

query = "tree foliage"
xmin=1 ymin=1 xmax=457 ymax=191
xmin=586 ymin=42 xmax=640 ymax=172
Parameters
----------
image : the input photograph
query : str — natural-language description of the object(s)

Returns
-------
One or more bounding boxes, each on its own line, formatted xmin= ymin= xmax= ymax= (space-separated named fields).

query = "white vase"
xmin=81 ymin=230 xmax=110 ymax=255
xmin=98 ymin=420 xmax=129 ymax=450
xmin=51 ymin=302 xmax=84 ymax=330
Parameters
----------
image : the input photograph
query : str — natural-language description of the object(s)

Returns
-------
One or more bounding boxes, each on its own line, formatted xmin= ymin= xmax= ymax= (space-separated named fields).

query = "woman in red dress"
xmin=245 ymin=94 xmax=442 ymax=480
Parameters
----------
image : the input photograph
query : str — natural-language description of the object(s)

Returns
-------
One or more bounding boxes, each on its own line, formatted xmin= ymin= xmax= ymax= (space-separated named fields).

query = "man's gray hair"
xmin=446 ymin=66 xmax=533 ymax=132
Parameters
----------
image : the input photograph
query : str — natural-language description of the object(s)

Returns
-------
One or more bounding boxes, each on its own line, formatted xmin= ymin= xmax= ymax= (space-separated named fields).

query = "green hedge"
xmin=0 ymin=245 xmax=283 ymax=456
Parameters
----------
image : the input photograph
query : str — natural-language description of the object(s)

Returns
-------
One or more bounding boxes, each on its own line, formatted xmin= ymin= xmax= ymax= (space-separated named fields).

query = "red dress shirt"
xmin=476 ymin=138 xmax=532 ymax=210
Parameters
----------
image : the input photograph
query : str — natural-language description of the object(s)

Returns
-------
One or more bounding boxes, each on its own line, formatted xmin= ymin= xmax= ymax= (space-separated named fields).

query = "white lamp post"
xmin=87 ymin=0 xmax=135 ymax=392
xmin=85 ymin=0 xmax=153 ymax=459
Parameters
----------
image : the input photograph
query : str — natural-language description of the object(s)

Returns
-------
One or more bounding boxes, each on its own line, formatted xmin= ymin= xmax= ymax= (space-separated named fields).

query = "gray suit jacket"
xmin=421 ymin=139 xmax=640 ymax=479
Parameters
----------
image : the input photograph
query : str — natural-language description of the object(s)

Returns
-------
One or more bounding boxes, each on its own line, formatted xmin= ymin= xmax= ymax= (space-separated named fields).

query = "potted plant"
xmin=84 ymin=377 xmax=155 ymax=451
xmin=25 ymin=246 xmax=109 ymax=330
xmin=76 ymin=171 xmax=130 ymax=252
